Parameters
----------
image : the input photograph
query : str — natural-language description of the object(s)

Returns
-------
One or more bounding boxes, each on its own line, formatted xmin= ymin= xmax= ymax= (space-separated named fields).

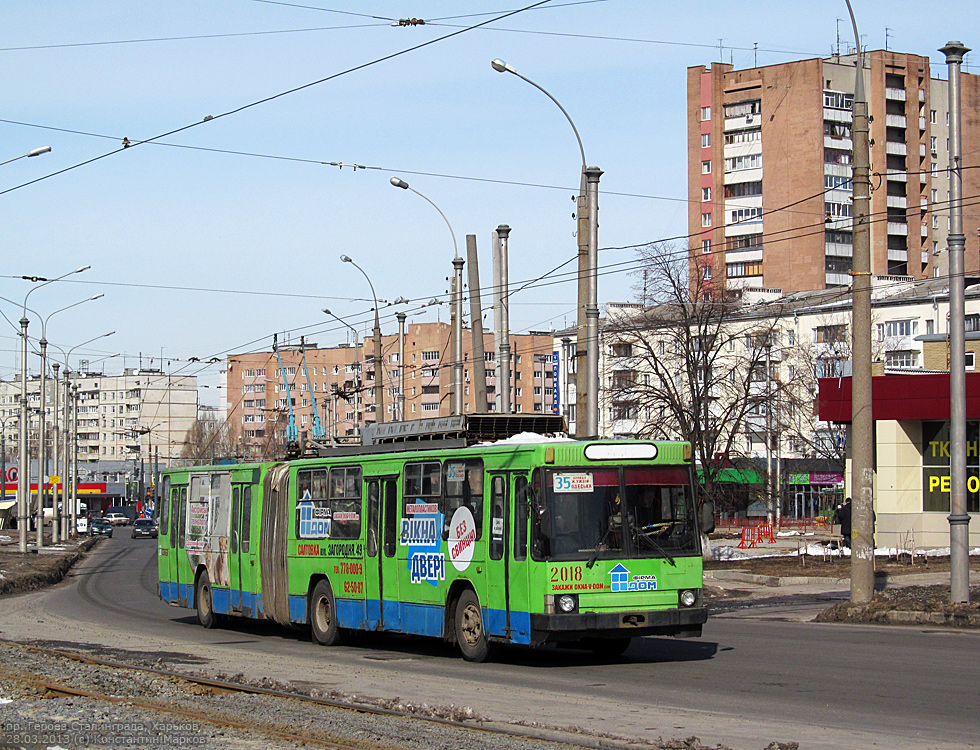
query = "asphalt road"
xmin=1 ymin=534 xmax=977 ymax=750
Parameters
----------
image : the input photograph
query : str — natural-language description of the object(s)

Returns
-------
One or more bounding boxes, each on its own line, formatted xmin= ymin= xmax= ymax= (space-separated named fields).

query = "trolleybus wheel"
xmin=195 ymin=571 xmax=216 ymax=629
xmin=310 ymin=580 xmax=346 ymax=646
xmin=585 ymin=636 xmax=632 ymax=658
xmin=454 ymin=590 xmax=494 ymax=662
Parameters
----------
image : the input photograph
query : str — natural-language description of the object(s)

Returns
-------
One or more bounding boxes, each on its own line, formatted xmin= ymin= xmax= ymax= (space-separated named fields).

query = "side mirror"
xmin=700 ymin=500 xmax=716 ymax=535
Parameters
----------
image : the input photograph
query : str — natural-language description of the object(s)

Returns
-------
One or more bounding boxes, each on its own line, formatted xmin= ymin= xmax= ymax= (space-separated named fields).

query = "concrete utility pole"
xmin=495 ymin=225 xmax=512 ymax=414
xmin=51 ymin=363 xmax=60 ymax=544
xmin=941 ymin=40 xmax=972 ymax=604
xmin=846 ymin=0 xmax=875 ymax=604
xmin=397 ymin=312 xmax=407 ymax=421
xmin=466 ymin=234 xmax=489 ymax=413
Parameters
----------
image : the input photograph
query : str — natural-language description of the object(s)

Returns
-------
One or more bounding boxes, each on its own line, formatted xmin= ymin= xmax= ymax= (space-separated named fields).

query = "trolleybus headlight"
xmin=557 ymin=594 xmax=578 ymax=613
xmin=679 ymin=589 xmax=698 ymax=608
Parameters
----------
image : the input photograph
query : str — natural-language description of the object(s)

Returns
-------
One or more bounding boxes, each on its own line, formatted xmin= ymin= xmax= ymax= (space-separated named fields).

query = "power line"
xmin=0 ymin=0 xmax=555 ymax=199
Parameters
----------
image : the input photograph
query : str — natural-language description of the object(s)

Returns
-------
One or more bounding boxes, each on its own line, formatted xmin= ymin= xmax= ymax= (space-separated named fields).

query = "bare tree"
xmin=608 ymin=243 xmax=789 ymax=512
xmin=180 ymin=410 xmax=241 ymax=462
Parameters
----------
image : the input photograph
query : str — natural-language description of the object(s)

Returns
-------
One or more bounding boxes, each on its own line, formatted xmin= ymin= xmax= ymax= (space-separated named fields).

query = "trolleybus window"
xmin=443 ymin=458 xmax=483 ymax=541
xmin=231 ymin=486 xmax=240 ymax=554
xmin=514 ymin=476 xmax=529 ymax=561
xmin=241 ymin=486 xmax=252 ymax=553
xmin=366 ymin=480 xmax=379 ymax=557
xmin=404 ymin=461 xmax=440 ymax=499
xmin=328 ymin=466 xmax=362 ymax=540
xmin=160 ymin=476 xmax=170 ymax=530
xmin=533 ymin=466 xmax=698 ymax=562
xmin=296 ymin=467 xmax=362 ymax=540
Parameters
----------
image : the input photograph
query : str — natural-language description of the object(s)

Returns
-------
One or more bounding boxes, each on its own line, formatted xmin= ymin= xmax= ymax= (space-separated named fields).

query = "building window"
xmin=930 ymin=109 xmax=937 ymax=124
xmin=702 ymin=265 xmax=712 ymax=280
xmin=823 ymin=91 xmax=853 ymax=110
xmin=885 ymin=351 xmax=918 ymax=368
xmin=701 ymin=213 xmax=712 ymax=227
xmin=726 ymin=261 xmax=763 ymax=278
xmin=702 ymin=187 xmax=711 ymax=202
xmin=724 ymin=153 xmax=762 ymax=172
xmin=824 ymin=175 xmax=852 ymax=191
xmin=702 ymin=160 xmax=711 ymax=174
xmin=702 ymin=239 xmax=712 ymax=254
xmin=611 ymin=343 xmax=633 ymax=357
xmin=724 ymin=100 xmax=761 ymax=118
xmin=701 ymin=106 xmax=711 ymax=121
xmin=724 ymin=181 xmax=762 ymax=198
xmin=815 ymin=324 xmax=847 ymax=343
xmin=823 ymin=121 xmax=852 ymax=138
xmin=422 ymin=402 xmax=440 ymax=412
xmin=701 ymin=133 xmax=711 ymax=148
xmin=723 ymin=128 xmax=761 ymax=145
xmin=731 ymin=207 xmax=763 ymax=224
xmin=422 ymin=350 xmax=439 ymax=361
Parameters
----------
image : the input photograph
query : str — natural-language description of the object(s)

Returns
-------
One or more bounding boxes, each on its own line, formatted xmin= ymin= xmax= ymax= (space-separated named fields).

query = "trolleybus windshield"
xmin=534 ymin=466 xmax=698 ymax=562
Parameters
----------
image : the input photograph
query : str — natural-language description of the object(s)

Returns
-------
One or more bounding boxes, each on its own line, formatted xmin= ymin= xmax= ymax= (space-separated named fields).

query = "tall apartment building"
xmin=225 ymin=321 xmax=558 ymax=457
xmin=0 ymin=368 xmax=198 ymax=471
xmin=688 ymin=50 xmax=980 ymax=297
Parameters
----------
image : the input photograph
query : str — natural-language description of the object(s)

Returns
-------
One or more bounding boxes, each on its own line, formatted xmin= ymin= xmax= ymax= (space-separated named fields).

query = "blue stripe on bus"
xmin=163 ymin=584 xmax=532 ymax=645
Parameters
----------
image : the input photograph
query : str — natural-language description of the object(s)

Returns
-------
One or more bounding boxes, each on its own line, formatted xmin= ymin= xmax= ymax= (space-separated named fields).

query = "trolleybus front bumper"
xmin=529 ymin=606 xmax=708 ymax=645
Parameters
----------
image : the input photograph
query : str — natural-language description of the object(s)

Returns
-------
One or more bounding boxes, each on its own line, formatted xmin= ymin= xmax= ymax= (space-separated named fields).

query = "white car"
xmin=104 ymin=512 xmax=129 ymax=526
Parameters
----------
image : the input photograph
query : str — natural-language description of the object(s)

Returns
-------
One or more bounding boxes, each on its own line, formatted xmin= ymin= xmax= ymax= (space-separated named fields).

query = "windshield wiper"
xmin=634 ymin=524 xmax=677 ymax=567
xmin=585 ymin=525 xmax=613 ymax=569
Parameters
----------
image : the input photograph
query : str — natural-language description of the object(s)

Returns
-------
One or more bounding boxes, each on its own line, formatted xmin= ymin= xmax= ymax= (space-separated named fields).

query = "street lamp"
xmin=341 ymin=255 xmax=384 ymax=425
xmin=0 ymin=146 xmax=51 ymax=168
xmin=17 ymin=265 xmax=90 ymax=552
xmin=324 ymin=309 xmax=364 ymax=436
xmin=491 ymin=58 xmax=602 ymax=438
xmin=37 ymin=294 xmax=104 ymax=544
xmin=389 ymin=177 xmax=465 ymax=416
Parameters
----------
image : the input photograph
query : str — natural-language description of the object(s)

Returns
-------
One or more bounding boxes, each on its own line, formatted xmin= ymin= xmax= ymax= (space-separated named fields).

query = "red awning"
xmin=818 ymin=372 xmax=980 ymax=422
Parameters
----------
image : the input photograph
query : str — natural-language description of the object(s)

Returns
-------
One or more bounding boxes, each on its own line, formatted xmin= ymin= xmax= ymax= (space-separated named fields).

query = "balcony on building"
xmin=885 ymin=87 xmax=907 ymax=102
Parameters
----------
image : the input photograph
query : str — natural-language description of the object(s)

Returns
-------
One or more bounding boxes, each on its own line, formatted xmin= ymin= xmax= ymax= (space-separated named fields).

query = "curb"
xmin=705 ymin=571 xmax=847 ymax=587
xmin=0 ymin=537 xmax=100 ymax=597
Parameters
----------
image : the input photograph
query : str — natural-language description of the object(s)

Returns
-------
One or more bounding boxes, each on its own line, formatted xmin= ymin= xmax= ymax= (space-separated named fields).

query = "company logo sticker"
xmin=609 ymin=563 xmax=658 ymax=592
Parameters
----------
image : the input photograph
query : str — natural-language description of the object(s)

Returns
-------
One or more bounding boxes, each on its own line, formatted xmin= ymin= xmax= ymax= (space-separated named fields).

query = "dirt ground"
xmin=706 ymin=552 xmax=980 ymax=626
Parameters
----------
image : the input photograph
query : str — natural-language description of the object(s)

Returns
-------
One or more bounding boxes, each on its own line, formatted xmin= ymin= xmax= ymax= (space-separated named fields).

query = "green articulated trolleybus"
xmin=158 ymin=415 xmax=711 ymax=661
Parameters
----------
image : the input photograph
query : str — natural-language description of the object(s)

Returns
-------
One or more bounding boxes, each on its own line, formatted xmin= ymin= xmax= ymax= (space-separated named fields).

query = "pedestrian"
xmin=835 ymin=497 xmax=852 ymax=549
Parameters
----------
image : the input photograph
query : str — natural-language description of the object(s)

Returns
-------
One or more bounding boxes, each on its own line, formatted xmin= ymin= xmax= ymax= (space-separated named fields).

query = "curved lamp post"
xmin=341 ymin=255 xmax=384 ymax=425
xmin=16 ymin=265 xmax=90 ymax=552
xmin=389 ymin=177 xmax=464 ymax=416
xmin=491 ymin=58 xmax=602 ymax=438
xmin=37 ymin=294 xmax=103 ymax=544
xmin=0 ymin=146 xmax=51 ymax=168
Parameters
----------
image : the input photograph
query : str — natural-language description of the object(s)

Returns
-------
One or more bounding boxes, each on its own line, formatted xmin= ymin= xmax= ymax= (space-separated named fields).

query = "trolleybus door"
xmin=376 ymin=476 xmax=401 ymax=631
xmin=158 ymin=477 xmax=172 ymax=603
xmin=168 ymin=485 xmax=188 ymax=605
xmin=487 ymin=473 xmax=511 ymax=637
xmin=507 ymin=474 xmax=533 ymax=644
xmin=228 ymin=483 xmax=257 ymax=616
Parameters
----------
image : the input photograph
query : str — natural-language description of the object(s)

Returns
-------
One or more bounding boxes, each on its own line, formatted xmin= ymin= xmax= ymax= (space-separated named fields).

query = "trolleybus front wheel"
xmin=454 ymin=590 xmax=494 ymax=662
xmin=311 ymin=580 xmax=346 ymax=646
xmin=195 ymin=571 xmax=216 ymax=629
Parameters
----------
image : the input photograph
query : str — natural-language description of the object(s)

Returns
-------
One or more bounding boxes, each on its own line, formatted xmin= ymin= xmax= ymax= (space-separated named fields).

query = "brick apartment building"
xmin=225 ymin=322 xmax=558 ymax=457
xmin=688 ymin=49 xmax=980 ymax=298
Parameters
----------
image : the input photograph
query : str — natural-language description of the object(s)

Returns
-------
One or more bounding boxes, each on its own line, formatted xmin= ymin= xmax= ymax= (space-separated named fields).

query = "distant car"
xmin=90 ymin=518 xmax=113 ymax=537
xmin=104 ymin=512 xmax=129 ymax=526
xmin=131 ymin=519 xmax=158 ymax=539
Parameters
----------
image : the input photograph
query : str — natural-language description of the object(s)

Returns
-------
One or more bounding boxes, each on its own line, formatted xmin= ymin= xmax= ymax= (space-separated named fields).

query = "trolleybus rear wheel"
xmin=195 ymin=571 xmax=216 ymax=629
xmin=454 ymin=590 xmax=494 ymax=662
xmin=311 ymin=580 xmax=346 ymax=646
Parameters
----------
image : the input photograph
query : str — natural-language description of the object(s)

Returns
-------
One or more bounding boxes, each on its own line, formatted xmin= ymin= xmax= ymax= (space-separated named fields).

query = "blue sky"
xmin=1 ymin=1 xmax=977 ymax=399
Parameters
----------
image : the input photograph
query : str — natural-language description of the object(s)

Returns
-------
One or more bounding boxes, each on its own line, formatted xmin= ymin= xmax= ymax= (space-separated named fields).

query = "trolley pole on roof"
xmin=941 ymin=40 xmax=972 ymax=604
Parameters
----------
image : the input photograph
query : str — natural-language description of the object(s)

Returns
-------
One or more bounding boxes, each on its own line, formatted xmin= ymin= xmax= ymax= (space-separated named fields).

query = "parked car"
xmin=131 ymin=518 xmax=158 ymax=539
xmin=104 ymin=512 xmax=129 ymax=526
xmin=90 ymin=518 xmax=113 ymax=537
